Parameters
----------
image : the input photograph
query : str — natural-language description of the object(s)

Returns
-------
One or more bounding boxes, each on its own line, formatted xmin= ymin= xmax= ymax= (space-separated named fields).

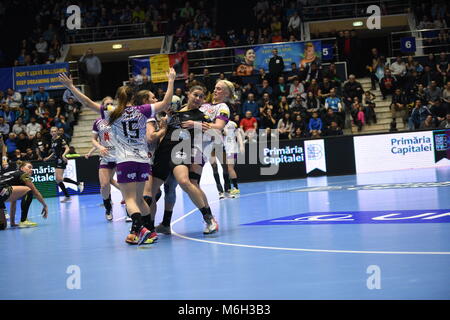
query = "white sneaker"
xmin=105 ymin=212 xmax=113 ymax=221
xmin=5 ymin=213 xmax=10 ymax=220
xmin=219 ymin=192 xmax=225 ymax=200
xmin=225 ymin=192 xmax=235 ymax=199
xmin=78 ymin=182 xmax=84 ymax=193
xmin=125 ymin=215 xmax=132 ymax=222
xmin=60 ymin=196 xmax=71 ymax=203
xmin=203 ymin=216 xmax=219 ymax=234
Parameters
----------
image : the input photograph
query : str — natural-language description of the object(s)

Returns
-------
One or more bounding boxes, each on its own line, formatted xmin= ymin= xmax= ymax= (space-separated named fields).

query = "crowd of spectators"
xmin=367 ymin=49 xmax=450 ymax=130
xmin=0 ymin=86 xmax=81 ymax=163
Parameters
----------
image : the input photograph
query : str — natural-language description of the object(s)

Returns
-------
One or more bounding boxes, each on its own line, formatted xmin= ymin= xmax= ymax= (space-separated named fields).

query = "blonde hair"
xmin=109 ymin=86 xmax=134 ymax=125
xmin=216 ymin=80 xmax=237 ymax=104
xmin=133 ymin=90 xmax=152 ymax=106
xmin=101 ymin=96 xmax=114 ymax=105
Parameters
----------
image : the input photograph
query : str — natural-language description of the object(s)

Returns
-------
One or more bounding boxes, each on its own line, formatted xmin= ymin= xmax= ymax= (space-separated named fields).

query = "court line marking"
xmin=171 ymin=188 xmax=450 ymax=255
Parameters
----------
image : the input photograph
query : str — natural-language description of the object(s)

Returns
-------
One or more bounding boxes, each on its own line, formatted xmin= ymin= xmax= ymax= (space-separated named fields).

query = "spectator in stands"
xmin=80 ymin=48 xmax=102 ymax=100
xmin=437 ymin=52 xmax=449 ymax=81
xmin=23 ymin=88 xmax=36 ymax=115
xmin=35 ymin=37 xmax=48 ymax=63
xmin=326 ymin=121 xmax=343 ymax=136
xmin=287 ymin=62 xmax=301 ymax=83
xmin=137 ymin=76 xmax=156 ymax=94
xmin=273 ymin=76 xmax=288 ymax=101
xmin=200 ymin=68 xmax=215 ymax=94
xmin=258 ymin=79 xmax=273 ymax=97
xmin=16 ymin=132 xmax=30 ymax=154
xmin=380 ymin=69 xmax=397 ymax=100
xmin=390 ymin=56 xmax=407 ymax=88
xmin=0 ymin=117 xmax=9 ymax=137
xmin=363 ymin=91 xmax=377 ymax=125
xmin=34 ymin=86 xmax=49 ymax=104
xmin=16 ymin=105 xmax=30 ymax=124
xmin=26 ymin=117 xmax=42 ymax=137
xmin=5 ymin=133 xmax=17 ymax=156
xmin=390 ymin=88 xmax=408 ymax=125
xmin=12 ymin=118 xmax=26 ymax=135
xmin=35 ymin=101 xmax=47 ymax=123
xmin=208 ymin=35 xmax=225 ymax=48
xmin=6 ymin=88 xmax=22 ymax=109
xmin=277 ymin=112 xmax=293 ymax=140
xmin=260 ymin=108 xmax=277 ymax=133
xmin=46 ymin=98 xmax=59 ymax=121
xmin=343 ymin=74 xmax=363 ymax=110
xmin=430 ymin=99 xmax=447 ymax=124
xmin=366 ymin=48 xmax=380 ymax=90
xmin=426 ymin=80 xmax=443 ymax=107
xmin=308 ymin=111 xmax=322 ymax=137
xmin=420 ymin=114 xmax=436 ymax=129
xmin=288 ymin=11 xmax=301 ymax=39
xmin=421 ymin=65 xmax=439 ymax=87
xmin=443 ymin=81 xmax=450 ymax=112
xmin=0 ymin=105 xmax=17 ymax=126
xmin=242 ymin=93 xmax=259 ymax=118
xmin=423 ymin=54 xmax=437 ymax=71
xmin=439 ymin=112 xmax=450 ymax=128
xmin=240 ymin=111 xmax=258 ymax=143
xmin=268 ymin=49 xmax=285 ymax=85
xmin=409 ymin=100 xmax=432 ymax=130
xmin=288 ymin=78 xmax=305 ymax=101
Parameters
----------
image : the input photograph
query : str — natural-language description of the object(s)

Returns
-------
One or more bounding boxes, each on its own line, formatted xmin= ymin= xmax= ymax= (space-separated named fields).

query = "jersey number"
xmin=122 ymin=121 xmax=139 ymax=139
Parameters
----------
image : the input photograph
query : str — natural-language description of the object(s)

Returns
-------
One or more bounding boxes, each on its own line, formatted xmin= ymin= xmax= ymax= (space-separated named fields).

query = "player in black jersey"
xmin=149 ymin=86 xmax=219 ymax=234
xmin=0 ymin=161 xmax=48 ymax=230
xmin=44 ymin=127 xmax=84 ymax=203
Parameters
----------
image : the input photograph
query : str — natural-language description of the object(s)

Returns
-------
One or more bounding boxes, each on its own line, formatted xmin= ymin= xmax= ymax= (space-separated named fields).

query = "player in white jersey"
xmin=210 ymin=119 xmax=244 ymax=199
xmin=58 ymin=69 xmax=176 ymax=246
xmin=84 ymin=97 xmax=118 ymax=221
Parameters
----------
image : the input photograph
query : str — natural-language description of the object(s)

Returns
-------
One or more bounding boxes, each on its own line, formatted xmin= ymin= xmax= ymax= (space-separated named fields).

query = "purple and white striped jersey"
xmin=100 ymin=104 xmax=154 ymax=164
xmin=92 ymin=118 xmax=116 ymax=163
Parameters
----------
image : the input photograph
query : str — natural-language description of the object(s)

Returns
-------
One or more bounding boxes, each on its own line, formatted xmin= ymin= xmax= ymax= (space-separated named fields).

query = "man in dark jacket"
xmin=343 ymin=74 xmax=363 ymax=110
xmin=268 ymin=49 xmax=284 ymax=86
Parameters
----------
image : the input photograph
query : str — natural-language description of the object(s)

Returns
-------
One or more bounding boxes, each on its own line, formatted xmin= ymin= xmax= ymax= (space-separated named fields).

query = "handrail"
xmin=390 ymin=27 xmax=450 ymax=35
xmin=302 ymin=0 xmax=406 ymax=10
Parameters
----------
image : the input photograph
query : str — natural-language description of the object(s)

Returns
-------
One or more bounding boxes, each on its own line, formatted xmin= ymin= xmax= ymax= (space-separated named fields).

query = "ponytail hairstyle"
xmin=216 ymin=80 xmax=237 ymax=104
xmin=133 ymin=90 xmax=152 ymax=106
xmin=108 ymin=86 xmax=134 ymax=125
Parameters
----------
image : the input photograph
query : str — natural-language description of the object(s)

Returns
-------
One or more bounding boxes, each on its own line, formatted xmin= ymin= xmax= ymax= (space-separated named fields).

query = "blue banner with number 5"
xmin=400 ymin=37 xmax=416 ymax=53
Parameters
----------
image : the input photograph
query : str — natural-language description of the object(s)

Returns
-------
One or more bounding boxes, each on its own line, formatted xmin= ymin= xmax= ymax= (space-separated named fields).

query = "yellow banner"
xmin=149 ymin=54 xmax=170 ymax=83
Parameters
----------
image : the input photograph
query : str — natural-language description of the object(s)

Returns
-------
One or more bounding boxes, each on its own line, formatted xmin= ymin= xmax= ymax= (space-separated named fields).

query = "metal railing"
xmin=301 ymin=0 xmax=410 ymax=22
xmin=65 ymin=22 xmax=167 ymax=44
xmin=390 ymin=27 xmax=450 ymax=56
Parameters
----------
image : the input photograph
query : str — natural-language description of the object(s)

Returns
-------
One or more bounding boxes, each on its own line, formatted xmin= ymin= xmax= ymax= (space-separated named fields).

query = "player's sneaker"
xmin=137 ymin=226 xmax=151 ymax=245
xmin=125 ymin=232 xmax=138 ymax=245
xmin=78 ymin=182 xmax=84 ymax=193
xmin=225 ymin=192 xmax=235 ymax=199
xmin=125 ymin=215 xmax=132 ymax=222
xmin=218 ymin=192 xmax=225 ymax=200
xmin=203 ymin=216 xmax=219 ymax=234
xmin=105 ymin=210 xmax=113 ymax=222
xmin=156 ymin=223 xmax=171 ymax=235
xmin=230 ymin=188 xmax=240 ymax=195
xmin=144 ymin=232 xmax=158 ymax=244
xmin=19 ymin=220 xmax=38 ymax=228
xmin=60 ymin=196 xmax=71 ymax=203
xmin=5 ymin=213 xmax=10 ymax=220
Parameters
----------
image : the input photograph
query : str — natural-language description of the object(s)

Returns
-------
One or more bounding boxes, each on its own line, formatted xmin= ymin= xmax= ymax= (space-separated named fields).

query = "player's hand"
xmin=167 ymin=68 xmax=176 ymax=81
xmin=41 ymin=205 xmax=48 ymax=219
xmin=181 ymin=120 xmax=195 ymax=129
xmin=201 ymin=122 xmax=211 ymax=132
xmin=63 ymin=156 xmax=68 ymax=163
xmin=99 ymin=146 xmax=109 ymax=156
xmin=84 ymin=154 xmax=90 ymax=159
xmin=58 ymin=73 xmax=74 ymax=88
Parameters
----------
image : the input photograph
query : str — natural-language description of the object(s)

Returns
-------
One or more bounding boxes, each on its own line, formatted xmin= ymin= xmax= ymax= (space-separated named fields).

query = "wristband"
xmin=2 ymin=156 xmax=7 ymax=162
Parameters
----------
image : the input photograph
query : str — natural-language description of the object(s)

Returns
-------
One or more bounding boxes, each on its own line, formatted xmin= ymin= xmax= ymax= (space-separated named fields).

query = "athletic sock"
xmin=63 ymin=178 xmax=79 ymax=186
xmin=131 ymin=213 xmax=143 ymax=233
xmin=200 ymin=207 xmax=213 ymax=221
xmin=223 ymin=172 xmax=231 ymax=192
xmin=231 ymin=178 xmax=239 ymax=189
xmin=58 ymin=182 xmax=70 ymax=197
xmin=103 ymin=197 xmax=112 ymax=212
xmin=213 ymin=173 xmax=224 ymax=193
xmin=162 ymin=210 xmax=173 ymax=227
xmin=143 ymin=195 xmax=152 ymax=208
xmin=155 ymin=189 xmax=162 ymax=202
xmin=20 ymin=191 xmax=33 ymax=222
xmin=141 ymin=214 xmax=155 ymax=232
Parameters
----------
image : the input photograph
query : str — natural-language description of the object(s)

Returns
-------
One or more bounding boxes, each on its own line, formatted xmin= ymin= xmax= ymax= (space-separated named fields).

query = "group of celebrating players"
xmin=0 ymin=68 xmax=243 ymax=246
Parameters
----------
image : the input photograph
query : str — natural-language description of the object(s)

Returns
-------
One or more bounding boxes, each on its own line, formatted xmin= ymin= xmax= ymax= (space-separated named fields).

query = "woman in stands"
xmin=0 ymin=161 xmax=48 ymax=230
xmin=58 ymin=69 xmax=176 ymax=245
xmin=149 ymin=85 xmax=221 ymax=234
xmin=44 ymin=126 xmax=84 ymax=202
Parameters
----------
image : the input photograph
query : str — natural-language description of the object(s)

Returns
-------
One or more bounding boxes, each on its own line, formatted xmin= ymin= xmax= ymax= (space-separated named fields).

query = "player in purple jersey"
xmin=58 ymin=69 xmax=176 ymax=246
xmin=86 ymin=97 xmax=118 ymax=221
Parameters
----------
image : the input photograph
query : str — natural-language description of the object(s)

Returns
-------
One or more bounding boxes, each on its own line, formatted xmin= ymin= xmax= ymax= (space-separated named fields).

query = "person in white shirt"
xmin=0 ymin=117 xmax=10 ymax=136
xmin=12 ymin=118 xmax=27 ymax=135
xmin=6 ymin=88 xmax=22 ymax=109
xmin=389 ymin=56 xmax=407 ymax=87
xmin=26 ymin=117 xmax=42 ymax=137
xmin=288 ymin=11 xmax=301 ymax=39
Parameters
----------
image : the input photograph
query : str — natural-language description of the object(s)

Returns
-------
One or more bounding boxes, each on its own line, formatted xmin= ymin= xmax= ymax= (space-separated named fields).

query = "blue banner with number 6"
xmin=400 ymin=37 xmax=416 ymax=53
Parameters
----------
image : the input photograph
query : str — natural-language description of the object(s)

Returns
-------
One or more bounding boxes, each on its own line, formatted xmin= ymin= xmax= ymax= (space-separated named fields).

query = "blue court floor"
xmin=0 ymin=166 xmax=449 ymax=300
